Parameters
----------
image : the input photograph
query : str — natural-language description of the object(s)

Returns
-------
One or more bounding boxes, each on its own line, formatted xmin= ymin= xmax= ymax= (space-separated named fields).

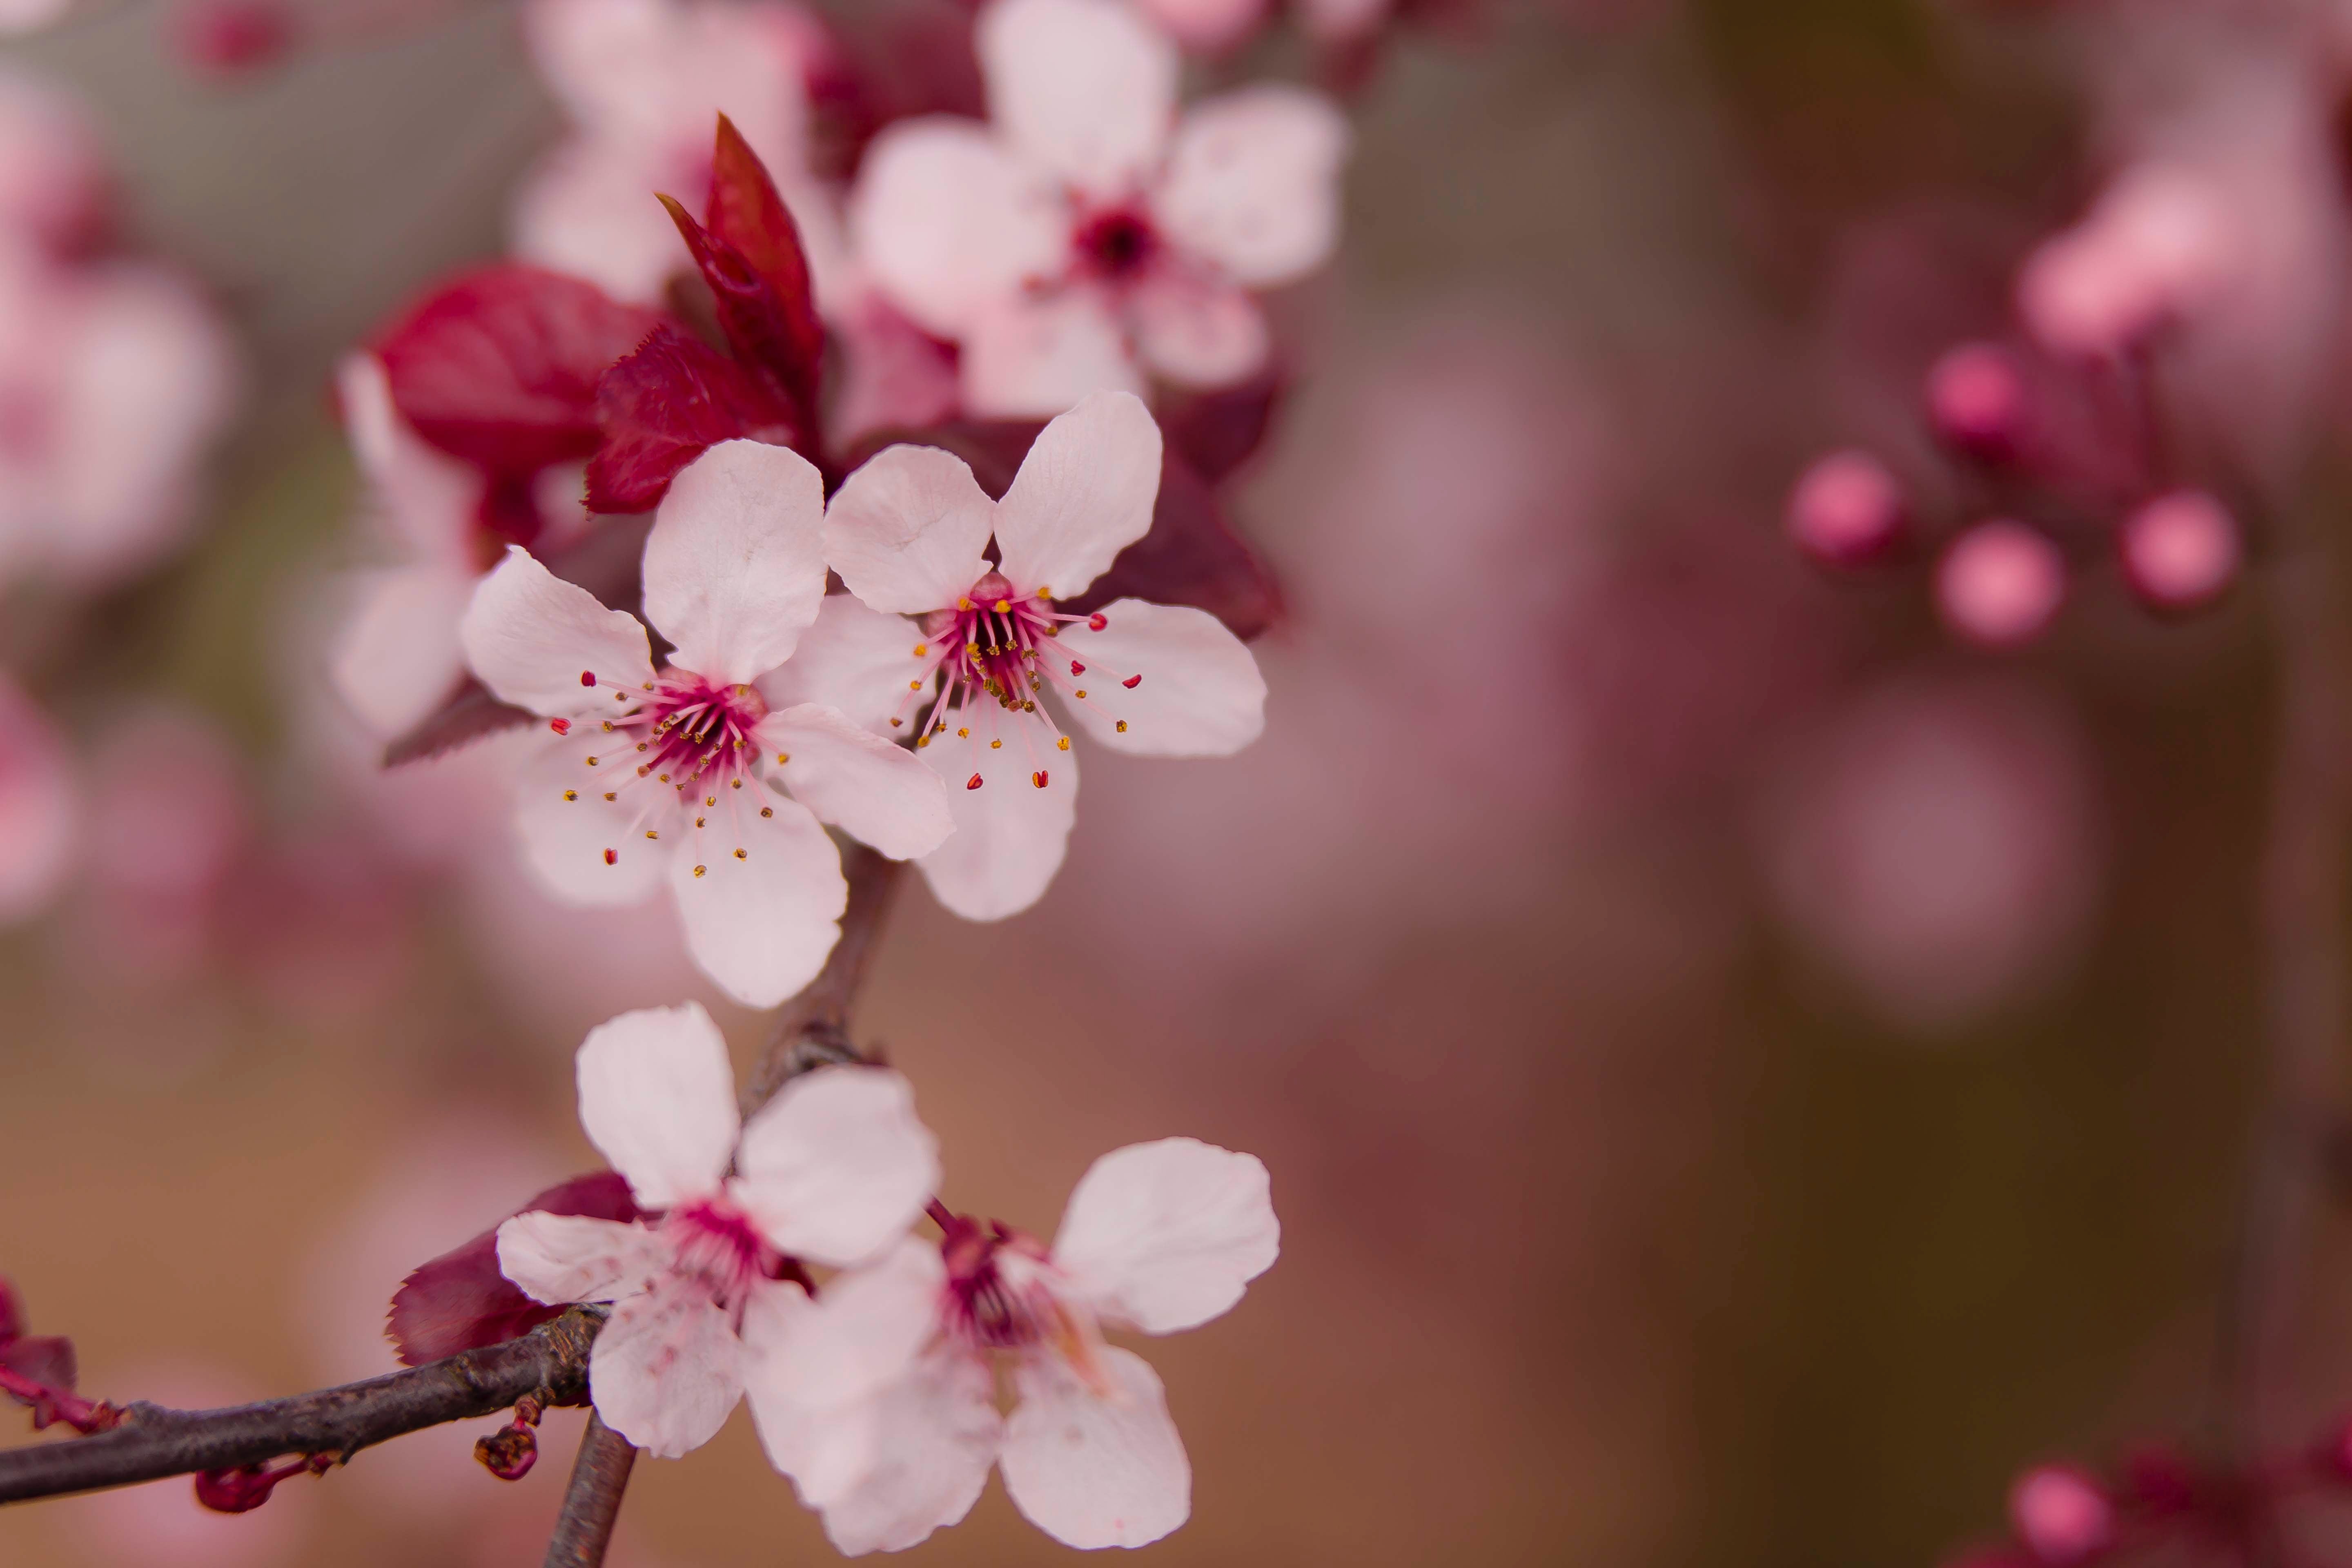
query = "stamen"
xmin=604 ymin=849 xmax=617 ymax=865
xmin=1032 ymin=771 xmax=1048 ymax=788
xmin=550 ymin=718 xmax=571 ymax=736
xmin=967 ymin=774 xmax=983 ymax=790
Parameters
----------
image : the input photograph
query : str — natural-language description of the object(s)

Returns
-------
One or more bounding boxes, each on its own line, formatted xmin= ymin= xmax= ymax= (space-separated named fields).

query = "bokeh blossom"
xmin=0 ymin=673 xmax=74 ymax=925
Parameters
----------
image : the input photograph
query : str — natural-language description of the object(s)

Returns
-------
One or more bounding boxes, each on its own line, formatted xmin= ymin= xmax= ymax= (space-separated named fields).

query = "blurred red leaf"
xmin=0 ymin=1335 xmax=76 ymax=1396
xmin=1156 ymin=374 xmax=1284 ymax=485
xmin=376 ymin=264 xmax=665 ymax=477
xmin=0 ymin=1276 xmax=20 ymax=1345
xmin=702 ymin=114 xmax=825 ymax=425
xmin=386 ymin=1171 xmax=640 ymax=1368
xmin=586 ymin=322 xmax=800 ymax=514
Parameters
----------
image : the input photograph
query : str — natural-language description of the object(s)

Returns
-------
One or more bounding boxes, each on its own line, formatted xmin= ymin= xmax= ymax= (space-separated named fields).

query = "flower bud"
xmin=475 ymin=1421 xmax=538 ymax=1480
xmin=1938 ymin=521 xmax=2065 ymax=648
xmin=2118 ymin=490 xmax=2237 ymax=613
xmin=1927 ymin=344 xmax=2028 ymax=461
xmin=193 ymin=1464 xmax=284 ymax=1514
xmin=1787 ymin=450 xmax=1904 ymax=567
xmin=2008 ymin=1465 xmax=2113 ymax=1565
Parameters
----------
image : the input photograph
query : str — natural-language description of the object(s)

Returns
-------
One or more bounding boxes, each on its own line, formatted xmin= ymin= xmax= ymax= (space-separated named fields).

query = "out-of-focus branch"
xmin=0 ymin=1307 xmax=603 ymax=1506
xmin=541 ymin=1414 xmax=637 ymax=1568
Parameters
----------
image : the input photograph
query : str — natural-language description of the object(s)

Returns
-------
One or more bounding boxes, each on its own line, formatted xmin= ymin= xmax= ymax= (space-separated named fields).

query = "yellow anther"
xmin=913 ymin=643 xmax=928 ymax=657
xmin=993 ymin=599 xmax=1011 ymax=613
xmin=564 ymin=789 xmax=579 ymax=800
xmin=958 ymin=596 xmax=972 ymax=610
xmin=645 ymin=830 xmax=659 ymax=840
xmin=957 ymin=726 xmax=969 ymax=737
xmin=693 ymin=864 xmax=706 ymax=878
xmin=696 ymin=816 xmax=706 ymax=827
xmin=776 ymin=753 xmax=791 ymax=764
xmin=706 ymin=795 xmax=716 ymax=807
xmin=731 ymin=779 xmax=742 ymax=789
xmin=1116 ymin=719 xmax=1128 ymax=733
xmin=603 ymin=792 xmax=615 ymax=801
xmin=733 ymin=848 xmax=747 ymax=860
xmin=760 ymin=806 xmax=774 ymax=817
xmin=1075 ymin=689 xmax=1087 ymax=699
xmin=586 ymin=755 xmax=599 ymax=766
xmin=909 ymin=680 xmax=922 ymax=691
xmin=601 ymin=721 xmax=613 ymax=731
xmin=990 ymin=739 xmax=1002 ymax=749
xmin=1056 ymin=737 xmax=1070 ymax=751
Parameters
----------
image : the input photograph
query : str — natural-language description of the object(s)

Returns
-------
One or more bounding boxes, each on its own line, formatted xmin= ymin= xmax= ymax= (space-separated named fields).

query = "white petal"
xmin=1051 ymin=1138 xmax=1278 ymax=1333
xmin=330 ymin=565 xmax=478 ymax=740
xmin=763 ymin=1237 xmax=947 ymax=1417
xmin=850 ymin=118 xmax=1066 ymax=341
xmin=643 ymin=439 xmax=829 ymax=686
xmin=1154 ymin=86 xmax=1349 ymax=287
xmin=824 ymin=443 xmax=995 ymax=614
xmin=575 ymin=1000 xmax=742 ymax=1208
xmin=754 ymin=594 xmax=928 ymax=739
xmin=337 ymin=352 xmax=478 ymax=565
xmin=1002 ymin=1346 xmax=1190 ymax=1549
xmin=513 ymin=734 xmax=674 ymax=908
xmin=991 ymin=390 xmax=1163 ymax=599
xmin=496 ymin=1212 xmax=671 ymax=1305
xmin=737 ymin=1275 xmax=823 ymax=1474
xmin=461 ymin=546 xmax=656 ymax=717
xmin=1055 ymin=598 xmax=1265 ymax=756
xmin=915 ymin=719 xmax=1078 ymax=920
xmin=731 ymin=1066 xmax=940 ymax=1267
xmin=668 ymin=790 xmax=847 ymax=1007
xmin=511 ymin=139 xmax=686 ymax=306
xmin=760 ymin=705 xmax=955 ymax=860
xmin=962 ymin=287 xmax=1145 ymax=420
xmin=1129 ymin=275 xmax=1268 ymax=388
xmin=979 ymin=0 xmax=1176 ymax=200
xmin=588 ymin=1272 xmax=744 ymax=1458
xmin=806 ymin=1348 xmax=1002 ymax=1555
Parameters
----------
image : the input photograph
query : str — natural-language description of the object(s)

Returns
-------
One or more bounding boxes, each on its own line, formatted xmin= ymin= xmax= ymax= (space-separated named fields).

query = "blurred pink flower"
xmin=0 ymin=672 xmax=74 ymax=923
xmin=497 ymin=1003 xmax=938 ymax=1457
xmin=512 ymin=0 xmax=845 ymax=308
xmin=805 ymin=390 xmax=1265 ymax=919
xmin=2017 ymin=164 xmax=2234 ymax=360
xmin=850 ymin=0 xmax=1348 ymax=415
xmin=1133 ymin=0 xmax=1263 ymax=50
xmin=1936 ymin=520 xmax=2065 ymax=648
xmin=757 ymin=1137 xmax=1276 ymax=1554
xmin=2119 ymin=488 xmax=2238 ymax=612
xmin=0 ymin=70 xmax=106 ymax=252
xmin=1786 ymin=448 xmax=1904 ymax=566
xmin=1763 ymin=677 xmax=2103 ymax=1033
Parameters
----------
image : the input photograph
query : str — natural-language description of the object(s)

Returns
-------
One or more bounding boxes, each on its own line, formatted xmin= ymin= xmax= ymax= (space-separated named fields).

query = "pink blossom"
xmin=751 ymin=1137 xmax=1277 ymax=1552
xmin=1936 ymin=520 xmax=2065 ymax=648
xmin=0 ymin=71 xmax=105 ymax=251
xmin=850 ymin=0 xmax=1349 ymax=415
xmin=497 ymin=1003 xmax=940 ymax=1457
xmin=459 ymin=438 xmax=953 ymax=1005
xmin=788 ymin=391 xmax=1266 ymax=919
xmin=0 ymin=672 xmax=74 ymax=924
xmin=1786 ymin=449 xmax=1903 ymax=566
xmin=2118 ymin=489 xmax=2238 ymax=612
xmin=512 ymin=0 xmax=844 ymax=308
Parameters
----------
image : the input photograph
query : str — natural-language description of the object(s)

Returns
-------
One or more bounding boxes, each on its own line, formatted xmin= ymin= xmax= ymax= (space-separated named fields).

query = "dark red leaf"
xmin=839 ymin=420 xmax=1283 ymax=640
xmin=386 ymin=1171 xmax=639 ymax=1368
xmin=655 ymin=194 xmax=820 ymax=449
xmin=1155 ymin=373 xmax=1284 ymax=485
xmin=586 ymin=322 xmax=800 ymax=513
xmin=375 ymin=264 xmax=666 ymax=477
xmin=806 ymin=0 xmax=984 ymax=182
xmin=0 ymin=1334 xmax=76 ymax=1395
xmin=0 ymin=1276 xmax=20 ymax=1344
xmin=704 ymin=114 xmax=825 ymax=424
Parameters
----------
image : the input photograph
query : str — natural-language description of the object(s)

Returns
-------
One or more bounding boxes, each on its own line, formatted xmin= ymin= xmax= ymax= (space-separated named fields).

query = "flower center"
xmin=556 ymin=666 xmax=779 ymax=873
xmin=1071 ymin=207 xmax=1159 ymax=283
xmin=665 ymin=1197 xmax=776 ymax=1318
xmin=934 ymin=1209 xmax=1105 ymax=1387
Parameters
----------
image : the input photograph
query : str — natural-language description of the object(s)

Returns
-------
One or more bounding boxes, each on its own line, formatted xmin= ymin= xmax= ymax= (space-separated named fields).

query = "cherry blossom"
xmin=751 ymin=1136 xmax=1277 ymax=1552
xmin=497 ymin=1002 xmax=940 ymax=1458
xmin=849 ymin=0 xmax=1349 ymax=416
xmin=0 ymin=673 xmax=75 ymax=924
xmin=784 ymin=390 xmax=1266 ymax=919
xmin=459 ymin=437 xmax=953 ymax=1005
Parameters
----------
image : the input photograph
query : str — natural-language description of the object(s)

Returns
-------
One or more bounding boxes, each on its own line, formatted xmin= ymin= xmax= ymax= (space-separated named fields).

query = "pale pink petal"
xmin=1135 ymin=0 xmax=1264 ymax=51
xmin=991 ymin=389 xmax=1162 ymax=598
xmin=1128 ymin=275 xmax=1268 ymax=388
xmin=759 ymin=704 xmax=956 ymax=859
xmin=760 ymin=1236 xmax=946 ymax=1417
xmin=735 ymin=1275 xmax=822 ymax=1470
xmin=336 ymin=353 xmax=477 ymax=566
xmin=800 ymin=1348 xmax=1001 ymax=1555
xmin=850 ymin=119 xmax=1066 ymax=340
xmin=1155 ymin=85 xmax=1348 ymax=286
xmin=731 ymin=1066 xmax=940 ymax=1267
xmin=330 ymin=565 xmax=476 ymax=739
xmin=1002 ymin=1345 xmax=1189 ymax=1549
xmin=1055 ymin=597 xmax=1264 ymax=756
xmin=576 ymin=1000 xmax=742 ymax=1207
xmin=822 ymin=443 xmax=995 ymax=614
xmin=1051 ymin=1138 xmax=1278 ymax=1333
xmin=978 ymin=0 xmax=1176 ymax=200
xmin=915 ymin=720 xmax=1078 ymax=920
xmin=496 ymin=1212 xmax=671 ymax=1305
xmin=0 ymin=72 xmax=104 ymax=244
xmin=0 ymin=674 xmax=73 ymax=924
xmin=754 ymin=594 xmax=928 ymax=737
xmin=461 ymin=546 xmax=657 ymax=717
xmin=511 ymin=139 xmax=686 ymax=307
xmin=962 ymin=286 xmax=1145 ymax=419
xmin=668 ymin=789 xmax=846 ymax=1006
xmin=513 ymin=733 xmax=674 ymax=907
xmin=642 ymin=439 xmax=829 ymax=685
xmin=588 ymin=1271 xmax=744 ymax=1458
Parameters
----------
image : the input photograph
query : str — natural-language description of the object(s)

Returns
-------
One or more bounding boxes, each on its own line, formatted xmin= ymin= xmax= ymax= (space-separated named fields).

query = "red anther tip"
xmin=1070 ymin=661 xmax=1085 ymax=675
xmin=603 ymin=848 xmax=618 ymax=865
xmin=1122 ymin=674 xmax=1141 ymax=688
xmin=966 ymin=774 xmax=983 ymax=790
xmin=579 ymin=670 xmax=597 ymax=687
xmin=1032 ymin=770 xmax=1048 ymax=788
xmin=1088 ymin=613 xmax=1107 ymax=630
xmin=550 ymin=717 xmax=572 ymax=735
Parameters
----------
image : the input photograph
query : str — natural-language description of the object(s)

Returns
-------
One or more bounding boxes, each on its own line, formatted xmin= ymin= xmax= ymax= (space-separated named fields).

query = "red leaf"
xmin=655 ymin=195 xmax=820 ymax=450
xmin=703 ymin=114 xmax=824 ymax=424
xmin=386 ymin=1172 xmax=640 ymax=1368
xmin=0 ymin=1276 xmax=20 ymax=1345
xmin=586 ymin=323 xmax=800 ymax=514
xmin=1156 ymin=373 xmax=1284 ymax=485
xmin=839 ymin=420 xmax=1282 ymax=640
xmin=0 ymin=1334 xmax=76 ymax=1396
xmin=375 ymin=264 xmax=666 ymax=478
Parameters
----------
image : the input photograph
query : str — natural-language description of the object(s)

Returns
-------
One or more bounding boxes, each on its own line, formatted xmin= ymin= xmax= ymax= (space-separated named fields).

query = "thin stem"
xmin=541 ymin=1414 xmax=638 ymax=1568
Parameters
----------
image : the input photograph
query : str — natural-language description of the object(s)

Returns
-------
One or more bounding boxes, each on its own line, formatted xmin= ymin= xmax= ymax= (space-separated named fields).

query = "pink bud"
xmin=474 ymin=1421 xmax=537 ymax=1481
xmin=194 ymin=1463 xmax=290 ymax=1514
xmin=1927 ymin=344 xmax=2028 ymax=461
xmin=2119 ymin=490 xmax=2238 ymax=612
xmin=1938 ymin=521 xmax=2065 ymax=648
xmin=2009 ymin=1466 xmax=2112 ymax=1565
xmin=1787 ymin=450 xmax=1905 ymax=566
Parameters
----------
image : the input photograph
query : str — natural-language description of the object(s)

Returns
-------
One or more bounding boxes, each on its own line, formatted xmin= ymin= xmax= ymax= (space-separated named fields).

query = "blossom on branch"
xmin=459 ymin=438 xmax=953 ymax=1004
xmin=752 ymin=1136 xmax=1278 ymax=1552
xmin=851 ymin=0 xmax=1348 ymax=416
xmin=788 ymin=390 xmax=1266 ymax=919
xmin=496 ymin=1002 xmax=940 ymax=1458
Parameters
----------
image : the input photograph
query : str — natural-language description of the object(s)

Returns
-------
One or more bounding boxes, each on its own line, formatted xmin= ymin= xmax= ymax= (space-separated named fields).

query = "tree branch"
xmin=541 ymin=1413 xmax=637 ymax=1568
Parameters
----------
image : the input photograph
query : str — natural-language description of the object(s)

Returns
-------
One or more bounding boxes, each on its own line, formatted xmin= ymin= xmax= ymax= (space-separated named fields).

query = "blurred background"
xmin=1 ymin=0 xmax=2345 ymax=1563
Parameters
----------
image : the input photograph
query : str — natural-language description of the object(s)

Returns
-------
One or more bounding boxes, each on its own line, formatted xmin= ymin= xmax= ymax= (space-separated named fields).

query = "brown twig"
xmin=0 ymin=1306 xmax=602 ymax=1506
xmin=541 ymin=1414 xmax=638 ymax=1568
